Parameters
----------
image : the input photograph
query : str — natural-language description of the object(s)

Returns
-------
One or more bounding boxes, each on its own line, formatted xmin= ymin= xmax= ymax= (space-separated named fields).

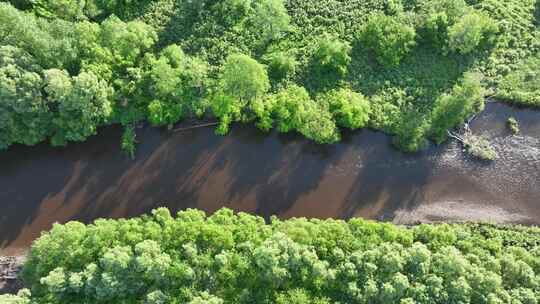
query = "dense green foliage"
xmin=359 ymin=14 xmax=416 ymax=67
xmin=1 ymin=0 xmax=539 ymax=152
xmin=4 ymin=208 xmax=540 ymax=303
xmin=429 ymin=73 xmax=484 ymax=144
xmin=497 ymin=56 xmax=540 ymax=107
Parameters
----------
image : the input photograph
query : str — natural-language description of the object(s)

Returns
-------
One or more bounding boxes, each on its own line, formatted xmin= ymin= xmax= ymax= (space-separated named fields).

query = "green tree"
xmin=212 ymin=54 xmax=270 ymax=134
xmin=250 ymin=0 xmax=290 ymax=43
xmin=0 ymin=46 xmax=50 ymax=149
xmin=421 ymin=0 xmax=469 ymax=51
xmin=142 ymin=45 xmax=186 ymax=127
xmin=299 ymin=107 xmax=340 ymax=144
xmin=447 ymin=12 xmax=498 ymax=54
xmin=211 ymin=93 xmax=242 ymax=135
xmin=360 ymin=13 xmax=416 ymax=67
xmin=44 ymin=69 xmax=113 ymax=146
xmin=267 ymin=85 xmax=339 ymax=143
xmin=0 ymin=3 xmax=78 ymax=69
xmin=429 ymin=73 xmax=485 ymax=143
xmin=218 ymin=53 xmax=270 ymax=104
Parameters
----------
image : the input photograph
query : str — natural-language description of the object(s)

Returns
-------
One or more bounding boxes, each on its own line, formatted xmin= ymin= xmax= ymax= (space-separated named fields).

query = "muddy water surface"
xmin=1 ymin=102 xmax=539 ymax=255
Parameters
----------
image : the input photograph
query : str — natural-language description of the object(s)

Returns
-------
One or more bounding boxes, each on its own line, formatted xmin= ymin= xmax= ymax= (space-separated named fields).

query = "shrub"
xmin=268 ymin=84 xmax=313 ymax=133
xmin=147 ymin=99 xmax=182 ymax=127
xmin=258 ymin=85 xmax=340 ymax=143
xmin=392 ymin=109 xmax=429 ymax=152
xmin=121 ymin=125 xmax=136 ymax=159
xmin=298 ymin=106 xmax=340 ymax=144
xmin=312 ymin=37 xmax=351 ymax=77
xmin=507 ymin=117 xmax=519 ymax=134
xmin=264 ymin=51 xmax=298 ymax=81
xmin=359 ymin=13 xmax=416 ymax=67
xmin=45 ymin=69 xmax=113 ymax=146
xmin=317 ymin=88 xmax=371 ymax=130
xmin=0 ymin=45 xmax=49 ymax=149
xmin=463 ymin=133 xmax=498 ymax=160
xmin=210 ymin=93 xmax=242 ymax=135
xmin=139 ymin=44 xmax=210 ymax=127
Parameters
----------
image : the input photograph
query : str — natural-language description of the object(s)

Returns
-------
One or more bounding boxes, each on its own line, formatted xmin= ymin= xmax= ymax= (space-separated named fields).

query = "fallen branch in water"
xmin=172 ymin=122 xmax=219 ymax=133
xmin=448 ymin=130 xmax=497 ymax=161
xmin=447 ymin=130 xmax=465 ymax=143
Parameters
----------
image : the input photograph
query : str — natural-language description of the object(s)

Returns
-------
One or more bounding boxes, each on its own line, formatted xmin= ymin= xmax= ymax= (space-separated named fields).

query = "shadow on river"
xmin=1 ymin=102 xmax=539 ymax=255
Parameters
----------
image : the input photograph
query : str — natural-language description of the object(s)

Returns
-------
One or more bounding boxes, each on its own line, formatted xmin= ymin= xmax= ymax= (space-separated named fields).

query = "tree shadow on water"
xmin=198 ymin=126 xmax=347 ymax=219
xmin=338 ymin=133 xmax=438 ymax=222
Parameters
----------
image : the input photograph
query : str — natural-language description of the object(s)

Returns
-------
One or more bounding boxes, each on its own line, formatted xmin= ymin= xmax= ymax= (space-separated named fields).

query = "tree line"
xmin=1 ymin=0 xmax=537 ymax=155
xmin=2 ymin=207 xmax=540 ymax=303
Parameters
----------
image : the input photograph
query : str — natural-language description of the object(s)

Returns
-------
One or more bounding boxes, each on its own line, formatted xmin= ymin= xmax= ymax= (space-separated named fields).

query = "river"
xmin=1 ymin=102 xmax=539 ymax=255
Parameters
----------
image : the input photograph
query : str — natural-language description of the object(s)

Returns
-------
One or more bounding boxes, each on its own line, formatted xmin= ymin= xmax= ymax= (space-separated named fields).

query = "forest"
xmin=2 ymin=207 xmax=540 ymax=303
xmin=1 ymin=0 xmax=539 ymax=156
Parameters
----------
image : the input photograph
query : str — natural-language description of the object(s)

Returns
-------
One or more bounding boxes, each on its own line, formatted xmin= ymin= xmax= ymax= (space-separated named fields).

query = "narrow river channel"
xmin=1 ymin=102 xmax=539 ymax=255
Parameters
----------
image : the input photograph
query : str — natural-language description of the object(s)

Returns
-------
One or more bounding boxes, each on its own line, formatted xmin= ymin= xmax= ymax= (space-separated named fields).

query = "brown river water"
xmin=1 ymin=102 xmax=539 ymax=255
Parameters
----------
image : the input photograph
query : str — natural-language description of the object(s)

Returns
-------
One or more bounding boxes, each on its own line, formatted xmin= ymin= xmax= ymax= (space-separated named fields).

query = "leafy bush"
xmin=392 ymin=109 xmax=429 ymax=152
xmin=7 ymin=207 xmax=540 ymax=303
xmin=210 ymin=93 xmax=242 ymax=135
xmin=121 ymin=125 xmax=136 ymax=159
xmin=140 ymin=44 xmax=209 ymax=127
xmin=253 ymin=84 xmax=340 ymax=143
xmin=262 ymin=84 xmax=312 ymax=133
xmin=312 ymin=37 xmax=351 ymax=77
xmin=264 ymin=51 xmax=298 ymax=81
xmin=359 ymin=13 xmax=416 ymax=67
xmin=0 ymin=45 xmax=50 ymax=149
xmin=507 ymin=117 xmax=519 ymax=134
xmin=317 ymin=88 xmax=371 ymax=130
xmin=463 ymin=133 xmax=498 ymax=160
xmin=298 ymin=106 xmax=340 ymax=144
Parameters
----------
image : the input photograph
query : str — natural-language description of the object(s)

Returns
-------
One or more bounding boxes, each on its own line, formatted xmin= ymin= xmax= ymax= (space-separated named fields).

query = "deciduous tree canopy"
xmin=4 ymin=208 xmax=540 ymax=304
xmin=0 ymin=0 xmax=538 ymax=154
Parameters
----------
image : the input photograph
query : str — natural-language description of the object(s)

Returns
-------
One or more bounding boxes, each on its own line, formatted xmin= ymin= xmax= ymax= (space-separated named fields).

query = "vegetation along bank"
xmin=2 ymin=208 xmax=540 ymax=303
xmin=1 ymin=0 xmax=539 ymax=157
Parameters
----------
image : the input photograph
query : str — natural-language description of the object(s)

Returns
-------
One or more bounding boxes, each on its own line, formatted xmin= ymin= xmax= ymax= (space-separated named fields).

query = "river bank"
xmin=1 ymin=101 xmax=539 ymax=255
xmin=0 ymin=256 xmax=24 ymax=295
